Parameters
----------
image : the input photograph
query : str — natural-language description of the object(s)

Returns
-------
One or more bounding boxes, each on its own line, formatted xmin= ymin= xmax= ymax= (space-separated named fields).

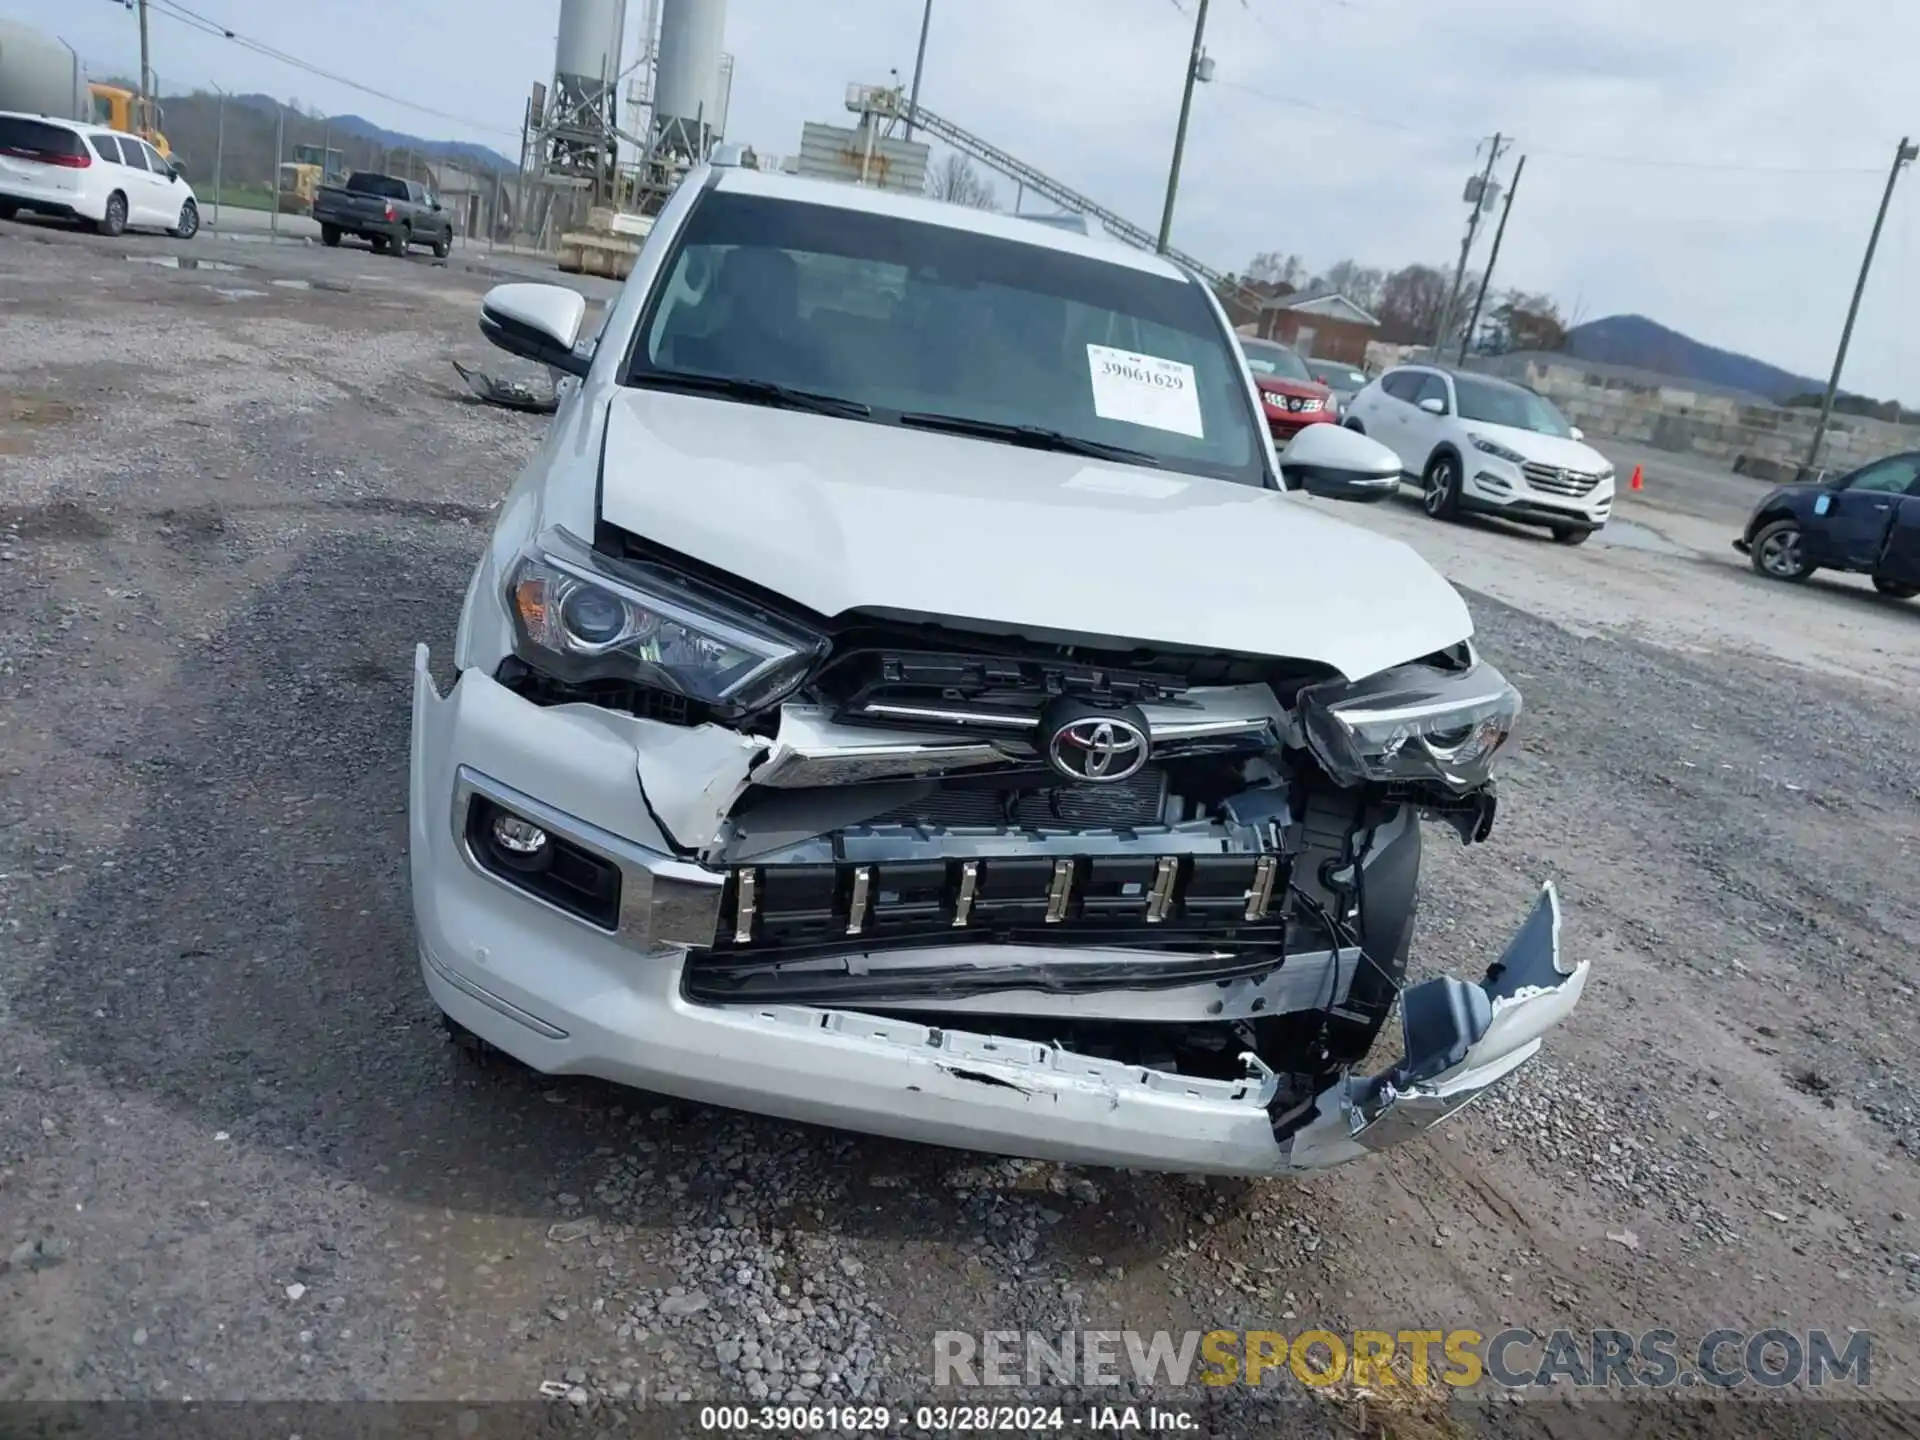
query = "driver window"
xmin=1845 ymin=455 xmax=1920 ymax=494
xmin=1414 ymin=374 xmax=1450 ymax=412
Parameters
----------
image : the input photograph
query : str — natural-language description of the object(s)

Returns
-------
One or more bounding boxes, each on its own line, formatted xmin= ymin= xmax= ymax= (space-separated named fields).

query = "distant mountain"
xmin=320 ymin=114 xmax=515 ymax=176
xmin=1563 ymin=314 xmax=1819 ymax=404
xmin=158 ymin=90 xmax=516 ymax=186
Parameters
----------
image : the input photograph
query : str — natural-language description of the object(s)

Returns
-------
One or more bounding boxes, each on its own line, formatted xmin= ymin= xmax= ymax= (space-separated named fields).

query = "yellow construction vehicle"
xmin=87 ymin=83 xmax=170 ymax=159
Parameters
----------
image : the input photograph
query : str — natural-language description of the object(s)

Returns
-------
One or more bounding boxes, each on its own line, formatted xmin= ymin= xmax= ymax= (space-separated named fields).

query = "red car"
xmin=1239 ymin=338 xmax=1339 ymax=442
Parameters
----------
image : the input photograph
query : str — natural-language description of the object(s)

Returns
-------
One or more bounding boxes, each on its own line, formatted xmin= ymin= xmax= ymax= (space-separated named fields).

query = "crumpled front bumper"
xmin=410 ymin=647 xmax=1589 ymax=1175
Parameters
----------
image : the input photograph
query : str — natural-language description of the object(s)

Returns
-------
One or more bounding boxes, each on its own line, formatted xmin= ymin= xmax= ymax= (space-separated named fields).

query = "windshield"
xmin=1308 ymin=360 xmax=1367 ymax=390
xmin=625 ymin=189 xmax=1269 ymax=486
xmin=1453 ymin=375 xmax=1573 ymax=437
xmin=1239 ymin=340 xmax=1314 ymax=384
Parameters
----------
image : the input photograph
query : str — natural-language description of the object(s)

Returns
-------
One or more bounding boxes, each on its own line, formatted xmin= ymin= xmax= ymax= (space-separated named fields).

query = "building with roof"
xmin=1254 ymin=286 xmax=1380 ymax=366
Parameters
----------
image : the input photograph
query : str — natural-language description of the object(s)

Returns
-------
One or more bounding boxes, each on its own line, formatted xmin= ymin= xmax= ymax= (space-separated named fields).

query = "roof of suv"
xmin=705 ymin=164 xmax=1187 ymax=281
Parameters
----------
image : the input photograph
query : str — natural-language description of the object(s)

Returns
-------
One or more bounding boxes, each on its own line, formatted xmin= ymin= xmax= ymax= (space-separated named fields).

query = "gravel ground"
xmin=3 ymin=220 xmax=1919 ymax=1436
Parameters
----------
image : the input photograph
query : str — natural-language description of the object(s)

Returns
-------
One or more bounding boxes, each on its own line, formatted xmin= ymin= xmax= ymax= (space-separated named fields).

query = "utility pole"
xmin=137 ymin=0 xmax=152 ymax=100
xmin=270 ymin=104 xmax=284 ymax=241
xmin=1156 ymin=0 xmax=1212 ymax=254
xmin=1432 ymin=133 xmax=1508 ymax=358
xmin=211 ymin=84 xmax=225 ymax=229
xmin=1805 ymin=135 xmax=1919 ymax=476
xmin=1459 ymin=154 xmax=1525 ymax=364
xmin=904 ymin=0 xmax=932 ymax=143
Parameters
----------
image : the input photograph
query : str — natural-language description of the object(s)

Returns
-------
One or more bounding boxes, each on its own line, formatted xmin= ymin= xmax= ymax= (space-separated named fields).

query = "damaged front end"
xmin=413 ymin=522 xmax=1586 ymax=1174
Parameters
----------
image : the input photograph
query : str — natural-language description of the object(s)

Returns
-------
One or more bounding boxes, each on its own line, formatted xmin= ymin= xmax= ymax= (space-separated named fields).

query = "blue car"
xmin=1734 ymin=450 xmax=1920 ymax=599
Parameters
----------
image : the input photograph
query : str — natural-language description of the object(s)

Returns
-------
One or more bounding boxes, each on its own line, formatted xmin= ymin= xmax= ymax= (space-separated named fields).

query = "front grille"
xmin=812 ymin=620 xmax=1327 ymax=734
xmin=1521 ymin=462 xmax=1602 ymax=497
xmin=707 ymin=850 xmax=1287 ymax=964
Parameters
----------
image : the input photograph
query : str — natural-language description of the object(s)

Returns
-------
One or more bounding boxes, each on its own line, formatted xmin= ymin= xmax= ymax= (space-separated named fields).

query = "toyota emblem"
xmin=1046 ymin=715 xmax=1149 ymax=784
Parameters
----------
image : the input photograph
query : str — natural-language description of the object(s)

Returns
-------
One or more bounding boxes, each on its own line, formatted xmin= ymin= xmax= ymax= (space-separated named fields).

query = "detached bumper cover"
xmin=411 ymin=647 xmax=1589 ymax=1175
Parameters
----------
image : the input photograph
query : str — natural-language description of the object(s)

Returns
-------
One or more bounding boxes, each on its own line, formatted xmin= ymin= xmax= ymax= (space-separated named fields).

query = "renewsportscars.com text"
xmin=932 ymin=1327 xmax=1872 ymax=1391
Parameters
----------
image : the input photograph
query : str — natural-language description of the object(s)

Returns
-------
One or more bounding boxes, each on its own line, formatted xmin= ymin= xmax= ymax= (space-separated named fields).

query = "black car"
xmin=1734 ymin=451 xmax=1920 ymax=599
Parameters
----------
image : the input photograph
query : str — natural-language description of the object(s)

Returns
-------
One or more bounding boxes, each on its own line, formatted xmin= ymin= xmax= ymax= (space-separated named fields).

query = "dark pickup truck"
xmin=313 ymin=171 xmax=453 ymax=257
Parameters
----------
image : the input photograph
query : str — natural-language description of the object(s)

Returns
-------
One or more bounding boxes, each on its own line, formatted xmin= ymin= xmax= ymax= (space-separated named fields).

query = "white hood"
xmin=595 ymin=391 xmax=1474 ymax=681
xmin=1469 ymin=424 xmax=1611 ymax=473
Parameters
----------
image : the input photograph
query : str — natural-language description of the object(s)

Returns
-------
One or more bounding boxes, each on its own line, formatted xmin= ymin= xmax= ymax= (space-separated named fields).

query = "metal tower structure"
xmin=847 ymin=85 xmax=1261 ymax=308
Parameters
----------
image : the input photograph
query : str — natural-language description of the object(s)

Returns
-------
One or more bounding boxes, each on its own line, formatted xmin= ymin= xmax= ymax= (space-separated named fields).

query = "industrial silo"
xmin=545 ymin=0 xmax=627 ymax=177
xmin=0 ymin=20 xmax=87 ymax=121
xmin=653 ymin=0 xmax=727 ymax=157
xmin=555 ymin=0 xmax=625 ymax=100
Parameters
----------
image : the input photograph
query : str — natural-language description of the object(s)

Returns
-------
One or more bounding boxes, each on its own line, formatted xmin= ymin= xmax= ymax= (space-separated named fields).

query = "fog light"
xmin=491 ymin=813 xmax=549 ymax=856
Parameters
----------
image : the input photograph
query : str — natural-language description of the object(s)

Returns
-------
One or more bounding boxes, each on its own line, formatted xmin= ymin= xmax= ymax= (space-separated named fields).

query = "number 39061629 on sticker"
xmin=1086 ymin=343 xmax=1204 ymax=439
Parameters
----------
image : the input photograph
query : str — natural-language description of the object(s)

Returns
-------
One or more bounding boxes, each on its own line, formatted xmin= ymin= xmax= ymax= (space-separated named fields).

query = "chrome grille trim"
xmin=1521 ymin=461 xmax=1602 ymax=497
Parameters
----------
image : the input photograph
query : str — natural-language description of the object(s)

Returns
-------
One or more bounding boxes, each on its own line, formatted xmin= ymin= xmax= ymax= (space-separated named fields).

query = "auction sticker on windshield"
xmin=1087 ymin=344 xmax=1205 ymax=439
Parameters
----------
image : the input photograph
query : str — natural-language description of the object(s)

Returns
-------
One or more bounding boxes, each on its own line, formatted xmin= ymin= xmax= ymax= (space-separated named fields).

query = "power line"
xmin=146 ymin=0 xmax=518 ymax=137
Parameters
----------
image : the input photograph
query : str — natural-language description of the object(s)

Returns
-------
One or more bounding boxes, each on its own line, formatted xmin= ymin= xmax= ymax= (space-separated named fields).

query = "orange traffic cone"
xmin=1629 ymin=464 xmax=1643 ymax=492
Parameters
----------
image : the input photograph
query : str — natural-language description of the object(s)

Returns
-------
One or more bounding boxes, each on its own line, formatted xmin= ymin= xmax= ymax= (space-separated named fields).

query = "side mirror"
xmin=1279 ymin=424 xmax=1401 ymax=503
xmin=479 ymin=283 xmax=590 ymax=378
xmin=1418 ymin=396 xmax=1447 ymax=416
xmin=1569 ymin=426 xmax=1585 ymax=441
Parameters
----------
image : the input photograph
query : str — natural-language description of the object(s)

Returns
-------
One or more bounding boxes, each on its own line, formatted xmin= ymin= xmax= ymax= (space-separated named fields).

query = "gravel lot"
xmin=3 ymin=221 xmax=1919 ymax=1434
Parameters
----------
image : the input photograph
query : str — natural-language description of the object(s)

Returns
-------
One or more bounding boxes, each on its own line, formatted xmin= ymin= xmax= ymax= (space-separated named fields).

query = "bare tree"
xmin=1373 ymin=264 xmax=1451 ymax=344
xmin=1486 ymin=290 xmax=1569 ymax=354
xmin=1247 ymin=250 xmax=1306 ymax=289
xmin=926 ymin=153 xmax=999 ymax=210
xmin=1315 ymin=258 xmax=1386 ymax=313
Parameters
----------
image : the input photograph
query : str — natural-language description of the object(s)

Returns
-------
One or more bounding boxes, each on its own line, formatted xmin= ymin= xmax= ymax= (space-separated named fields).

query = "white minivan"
xmin=0 ymin=111 xmax=200 ymax=238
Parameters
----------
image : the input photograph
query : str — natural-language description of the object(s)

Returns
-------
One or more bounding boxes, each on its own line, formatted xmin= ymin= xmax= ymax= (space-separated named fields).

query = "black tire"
xmin=171 ymin=199 xmax=199 ymax=239
xmin=1343 ymin=418 xmax=1366 ymax=435
xmin=0 ymin=200 xmax=18 ymax=220
xmin=1422 ymin=450 xmax=1463 ymax=521
xmin=431 ymin=235 xmax=450 ymax=259
xmin=1750 ymin=519 xmax=1813 ymax=582
xmin=370 ymin=233 xmax=390 ymax=253
xmin=1551 ymin=525 xmax=1593 ymax=546
xmin=96 ymin=191 xmax=128 ymax=238
xmin=395 ymin=223 xmax=412 ymax=256
xmin=1872 ymin=577 xmax=1919 ymax=600
xmin=321 ymin=224 xmax=342 ymax=247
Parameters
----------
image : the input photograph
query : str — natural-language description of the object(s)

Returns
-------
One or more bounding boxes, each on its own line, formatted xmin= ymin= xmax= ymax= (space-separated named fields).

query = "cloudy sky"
xmin=17 ymin=0 xmax=1920 ymax=398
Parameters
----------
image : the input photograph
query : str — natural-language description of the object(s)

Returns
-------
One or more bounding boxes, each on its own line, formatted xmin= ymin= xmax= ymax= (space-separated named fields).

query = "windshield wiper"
xmin=635 ymin=370 xmax=871 ymax=419
xmin=897 ymin=412 xmax=1163 ymax=468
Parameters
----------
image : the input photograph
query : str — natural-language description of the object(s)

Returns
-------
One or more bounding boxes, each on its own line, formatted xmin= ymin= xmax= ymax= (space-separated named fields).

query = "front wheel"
xmin=171 ymin=199 xmax=199 ymax=239
xmin=96 ymin=191 xmax=128 ymax=237
xmin=1750 ymin=519 xmax=1813 ymax=582
xmin=1422 ymin=452 xmax=1463 ymax=521
xmin=431 ymin=235 xmax=450 ymax=259
xmin=1873 ymin=577 xmax=1919 ymax=600
xmin=1551 ymin=525 xmax=1593 ymax=546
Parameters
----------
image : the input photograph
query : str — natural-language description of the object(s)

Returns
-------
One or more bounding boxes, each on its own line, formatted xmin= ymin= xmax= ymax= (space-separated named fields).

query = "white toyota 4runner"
xmin=409 ymin=157 xmax=1587 ymax=1175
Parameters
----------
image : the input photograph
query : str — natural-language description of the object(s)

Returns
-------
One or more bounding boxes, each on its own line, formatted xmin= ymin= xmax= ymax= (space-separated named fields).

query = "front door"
xmin=1804 ymin=453 xmax=1920 ymax=570
xmin=1403 ymin=372 xmax=1452 ymax=471
xmin=1878 ymin=479 xmax=1920 ymax=587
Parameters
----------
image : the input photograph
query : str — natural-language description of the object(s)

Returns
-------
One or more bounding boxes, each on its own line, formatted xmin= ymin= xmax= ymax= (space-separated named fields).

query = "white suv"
xmin=0 ymin=111 xmax=200 ymax=239
xmin=1343 ymin=364 xmax=1614 ymax=544
xmin=410 ymin=160 xmax=1587 ymax=1177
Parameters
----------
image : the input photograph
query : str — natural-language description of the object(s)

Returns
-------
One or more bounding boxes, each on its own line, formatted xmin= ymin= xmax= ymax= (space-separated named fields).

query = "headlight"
xmin=507 ymin=527 xmax=827 ymax=718
xmin=1469 ymin=435 xmax=1528 ymax=465
xmin=1297 ymin=657 xmax=1522 ymax=792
